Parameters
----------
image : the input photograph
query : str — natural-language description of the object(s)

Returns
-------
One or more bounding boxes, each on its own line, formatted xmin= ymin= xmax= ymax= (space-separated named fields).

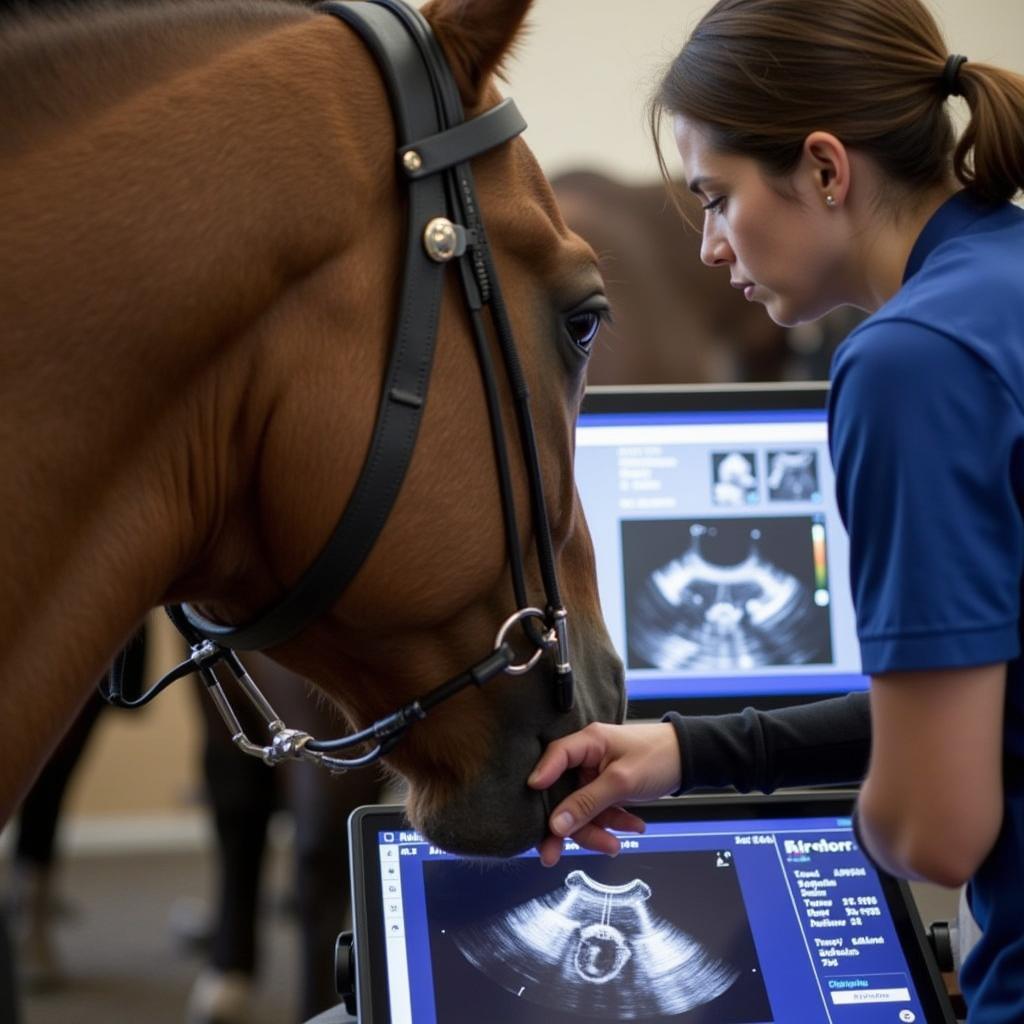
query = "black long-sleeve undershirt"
xmin=664 ymin=690 xmax=872 ymax=794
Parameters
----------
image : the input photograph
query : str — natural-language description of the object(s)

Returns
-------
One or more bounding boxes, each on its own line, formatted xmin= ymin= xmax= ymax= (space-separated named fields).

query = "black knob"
xmin=928 ymin=920 xmax=955 ymax=973
xmin=334 ymin=930 xmax=357 ymax=1016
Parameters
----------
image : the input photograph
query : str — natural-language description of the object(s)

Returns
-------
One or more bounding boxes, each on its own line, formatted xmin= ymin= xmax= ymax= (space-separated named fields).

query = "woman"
xmin=529 ymin=1 xmax=1024 ymax=1019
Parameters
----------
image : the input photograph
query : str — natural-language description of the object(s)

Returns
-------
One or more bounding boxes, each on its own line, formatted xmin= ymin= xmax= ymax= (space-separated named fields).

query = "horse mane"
xmin=0 ymin=0 xmax=314 ymax=153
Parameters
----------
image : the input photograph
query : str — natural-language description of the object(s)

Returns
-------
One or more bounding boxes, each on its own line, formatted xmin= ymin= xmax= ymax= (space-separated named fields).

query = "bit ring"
xmin=494 ymin=607 xmax=552 ymax=676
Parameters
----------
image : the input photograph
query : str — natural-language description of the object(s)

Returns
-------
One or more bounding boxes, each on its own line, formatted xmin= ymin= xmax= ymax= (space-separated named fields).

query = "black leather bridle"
xmin=103 ymin=0 xmax=576 ymax=772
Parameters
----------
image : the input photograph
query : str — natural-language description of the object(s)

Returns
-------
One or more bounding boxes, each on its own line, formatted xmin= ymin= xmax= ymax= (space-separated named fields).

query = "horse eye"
xmin=565 ymin=310 xmax=604 ymax=352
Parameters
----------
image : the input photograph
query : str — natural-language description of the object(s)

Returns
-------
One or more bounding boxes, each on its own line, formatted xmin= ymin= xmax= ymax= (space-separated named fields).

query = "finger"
xmin=528 ymin=728 xmax=609 ymax=790
xmin=593 ymin=806 xmax=647 ymax=835
xmin=538 ymin=808 xmax=645 ymax=865
xmin=548 ymin=769 xmax=634 ymax=837
xmin=566 ymin=821 xmax=621 ymax=857
xmin=537 ymin=833 xmax=564 ymax=867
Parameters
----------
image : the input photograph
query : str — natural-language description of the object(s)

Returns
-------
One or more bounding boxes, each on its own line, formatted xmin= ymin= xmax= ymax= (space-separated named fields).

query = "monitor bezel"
xmin=348 ymin=795 xmax=956 ymax=1024
xmin=580 ymin=381 xmax=833 ymax=416
xmin=577 ymin=382 xmax=865 ymax=720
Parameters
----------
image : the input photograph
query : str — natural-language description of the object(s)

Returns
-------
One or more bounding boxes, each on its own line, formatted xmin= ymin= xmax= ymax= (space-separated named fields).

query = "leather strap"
xmin=181 ymin=1 xmax=452 ymax=649
xmin=398 ymin=98 xmax=526 ymax=179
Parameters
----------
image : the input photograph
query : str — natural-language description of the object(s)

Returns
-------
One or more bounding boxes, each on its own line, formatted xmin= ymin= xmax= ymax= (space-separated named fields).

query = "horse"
xmin=0 ymin=0 xmax=625 ymax=860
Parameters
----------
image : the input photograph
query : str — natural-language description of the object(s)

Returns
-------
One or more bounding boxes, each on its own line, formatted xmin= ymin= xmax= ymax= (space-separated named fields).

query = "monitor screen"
xmin=348 ymin=796 xmax=955 ymax=1024
xmin=575 ymin=384 xmax=867 ymax=717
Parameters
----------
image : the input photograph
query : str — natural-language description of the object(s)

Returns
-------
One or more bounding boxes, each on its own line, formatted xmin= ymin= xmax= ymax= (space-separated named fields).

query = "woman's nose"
xmin=700 ymin=223 xmax=732 ymax=268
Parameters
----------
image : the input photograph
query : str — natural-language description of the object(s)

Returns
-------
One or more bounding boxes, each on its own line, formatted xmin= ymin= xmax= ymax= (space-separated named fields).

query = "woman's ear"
xmin=421 ymin=0 xmax=533 ymax=109
xmin=803 ymin=131 xmax=851 ymax=208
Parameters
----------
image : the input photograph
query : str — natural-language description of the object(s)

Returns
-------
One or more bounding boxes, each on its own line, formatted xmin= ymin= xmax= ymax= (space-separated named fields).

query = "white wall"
xmin=486 ymin=0 xmax=1024 ymax=183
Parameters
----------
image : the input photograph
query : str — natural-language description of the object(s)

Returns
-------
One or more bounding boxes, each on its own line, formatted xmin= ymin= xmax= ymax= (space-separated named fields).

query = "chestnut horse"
xmin=0 ymin=0 xmax=624 ymax=857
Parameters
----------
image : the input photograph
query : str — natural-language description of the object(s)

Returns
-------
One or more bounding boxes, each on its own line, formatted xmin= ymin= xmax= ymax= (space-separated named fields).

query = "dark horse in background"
xmin=552 ymin=170 xmax=862 ymax=385
xmin=0 ymin=0 xmax=625 ymax=859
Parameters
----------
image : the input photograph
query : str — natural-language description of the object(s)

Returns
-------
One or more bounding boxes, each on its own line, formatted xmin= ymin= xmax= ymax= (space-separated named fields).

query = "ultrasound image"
xmin=623 ymin=517 xmax=832 ymax=671
xmin=711 ymin=451 xmax=759 ymax=506
xmin=426 ymin=853 xmax=772 ymax=1023
xmin=766 ymin=450 xmax=820 ymax=502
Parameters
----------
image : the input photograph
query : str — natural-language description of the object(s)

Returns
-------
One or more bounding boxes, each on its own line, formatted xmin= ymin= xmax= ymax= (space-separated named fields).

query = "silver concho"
xmin=423 ymin=217 xmax=460 ymax=263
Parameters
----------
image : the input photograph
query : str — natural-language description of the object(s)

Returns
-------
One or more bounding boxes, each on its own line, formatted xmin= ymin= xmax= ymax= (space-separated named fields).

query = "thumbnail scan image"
xmin=711 ymin=451 xmax=759 ymax=506
xmin=622 ymin=516 xmax=832 ymax=671
xmin=425 ymin=852 xmax=771 ymax=1022
xmin=766 ymin=449 xmax=821 ymax=503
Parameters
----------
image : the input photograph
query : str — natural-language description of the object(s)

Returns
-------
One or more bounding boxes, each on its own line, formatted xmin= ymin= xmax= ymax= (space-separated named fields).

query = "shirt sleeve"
xmin=829 ymin=319 xmax=1024 ymax=674
xmin=663 ymin=690 xmax=871 ymax=794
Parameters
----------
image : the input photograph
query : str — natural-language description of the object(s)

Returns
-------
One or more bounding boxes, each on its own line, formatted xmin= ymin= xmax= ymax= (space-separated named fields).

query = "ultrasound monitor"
xmin=575 ymin=384 xmax=867 ymax=717
xmin=345 ymin=796 xmax=956 ymax=1023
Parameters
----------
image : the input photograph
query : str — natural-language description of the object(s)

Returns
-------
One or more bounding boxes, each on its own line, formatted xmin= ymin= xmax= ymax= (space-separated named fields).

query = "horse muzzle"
xmin=407 ymin=646 xmax=625 ymax=858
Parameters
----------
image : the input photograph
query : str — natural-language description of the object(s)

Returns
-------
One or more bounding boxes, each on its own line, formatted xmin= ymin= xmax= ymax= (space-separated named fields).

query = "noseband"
xmin=103 ymin=0 xmax=575 ymax=772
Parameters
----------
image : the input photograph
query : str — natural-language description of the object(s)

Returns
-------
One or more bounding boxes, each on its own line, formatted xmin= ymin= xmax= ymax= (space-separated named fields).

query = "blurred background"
xmin=2 ymin=1 xmax=1022 ymax=1022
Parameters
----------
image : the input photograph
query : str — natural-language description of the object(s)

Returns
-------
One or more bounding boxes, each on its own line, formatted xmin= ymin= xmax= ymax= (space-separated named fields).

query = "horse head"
xmin=0 ymin=0 xmax=623 ymax=857
xmin=177 ymin=0 xmax=625 ymax=857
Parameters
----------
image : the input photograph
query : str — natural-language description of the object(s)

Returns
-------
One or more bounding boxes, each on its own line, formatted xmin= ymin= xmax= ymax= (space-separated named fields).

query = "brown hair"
xmin=651 ymin=0 xmax=1024 ymax=205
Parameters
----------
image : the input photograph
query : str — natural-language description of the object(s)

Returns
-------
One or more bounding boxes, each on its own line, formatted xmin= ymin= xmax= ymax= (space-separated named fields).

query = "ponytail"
xmin=954 ymin=61 xmax=1024 ymax=203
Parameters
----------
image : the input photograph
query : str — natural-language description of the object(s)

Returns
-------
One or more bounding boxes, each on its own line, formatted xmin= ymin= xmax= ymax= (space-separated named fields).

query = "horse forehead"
xmin=479 ymin=141 xmax=602 ymax=290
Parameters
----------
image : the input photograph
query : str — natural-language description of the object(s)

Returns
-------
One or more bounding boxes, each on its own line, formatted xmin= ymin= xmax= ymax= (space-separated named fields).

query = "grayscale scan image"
xmin=710 ymin=451 xmax=760 ymax=506
xmin=622 ymin=517 xmax=832 ymax=672
xmin=424 ymin=852 xmax=772 ymax=1022
xmin=766 ymin=450 xmax=821 ymax=503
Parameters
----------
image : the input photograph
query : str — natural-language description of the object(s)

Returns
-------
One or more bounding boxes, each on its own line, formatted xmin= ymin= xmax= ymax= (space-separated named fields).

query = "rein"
xmin=102 ymin=0 xmax=576 ymax=772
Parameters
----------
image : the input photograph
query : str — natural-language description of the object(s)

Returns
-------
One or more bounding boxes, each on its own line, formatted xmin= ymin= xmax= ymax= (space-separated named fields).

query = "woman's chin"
xmin=763 ymin=294 xmax=802 ymax=328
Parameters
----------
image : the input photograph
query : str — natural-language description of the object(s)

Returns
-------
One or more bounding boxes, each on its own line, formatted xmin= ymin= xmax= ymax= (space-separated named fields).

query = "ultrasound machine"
xmin=324 ymin=384 xmax=960 ymax=1024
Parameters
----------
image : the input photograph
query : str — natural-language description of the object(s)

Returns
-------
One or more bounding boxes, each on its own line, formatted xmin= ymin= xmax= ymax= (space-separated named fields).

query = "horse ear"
xmin=421 ymin=0 xmax=533 ymax=108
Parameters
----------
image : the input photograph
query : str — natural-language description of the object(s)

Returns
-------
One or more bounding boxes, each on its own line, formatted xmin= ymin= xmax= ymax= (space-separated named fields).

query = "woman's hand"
xmin=528 ymin=721 xmax=683 ymax=866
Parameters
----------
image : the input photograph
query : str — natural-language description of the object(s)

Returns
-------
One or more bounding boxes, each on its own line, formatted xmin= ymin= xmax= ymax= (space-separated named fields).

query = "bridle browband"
xmin=102 ymin=0 xmax=576 ymax=772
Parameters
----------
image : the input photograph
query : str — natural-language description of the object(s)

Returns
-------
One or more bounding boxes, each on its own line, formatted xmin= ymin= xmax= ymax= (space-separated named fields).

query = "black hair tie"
xmin=941 ymin=54 xmax=968 ymax=98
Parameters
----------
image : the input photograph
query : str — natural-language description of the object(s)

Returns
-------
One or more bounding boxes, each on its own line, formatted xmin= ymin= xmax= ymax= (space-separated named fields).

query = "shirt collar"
xmin=903 ymin=190 xmax=996 ymax=283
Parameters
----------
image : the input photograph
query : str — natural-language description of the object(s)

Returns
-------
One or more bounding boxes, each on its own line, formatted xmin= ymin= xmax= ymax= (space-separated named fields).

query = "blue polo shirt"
xmin=828 ymin=190 xmax=1024 ymax=1023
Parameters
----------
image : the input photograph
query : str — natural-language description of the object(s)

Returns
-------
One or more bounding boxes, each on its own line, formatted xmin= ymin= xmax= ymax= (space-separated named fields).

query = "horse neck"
xmin=0 ymin=9 xmax=393 ymax=819
xmin=0 ymin=1 xmax=307 ymax=155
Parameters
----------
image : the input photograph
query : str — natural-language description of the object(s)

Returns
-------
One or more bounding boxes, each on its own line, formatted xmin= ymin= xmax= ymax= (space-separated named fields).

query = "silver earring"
xmin=825 ymin=193 xmax=837 ymax=208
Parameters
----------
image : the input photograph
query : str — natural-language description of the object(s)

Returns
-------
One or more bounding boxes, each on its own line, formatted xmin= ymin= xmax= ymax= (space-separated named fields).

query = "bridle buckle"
xmin=423 ymin=216 xmax=468 ymax=262
xmin=265 ymin=727 xmax=312 ymax=766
